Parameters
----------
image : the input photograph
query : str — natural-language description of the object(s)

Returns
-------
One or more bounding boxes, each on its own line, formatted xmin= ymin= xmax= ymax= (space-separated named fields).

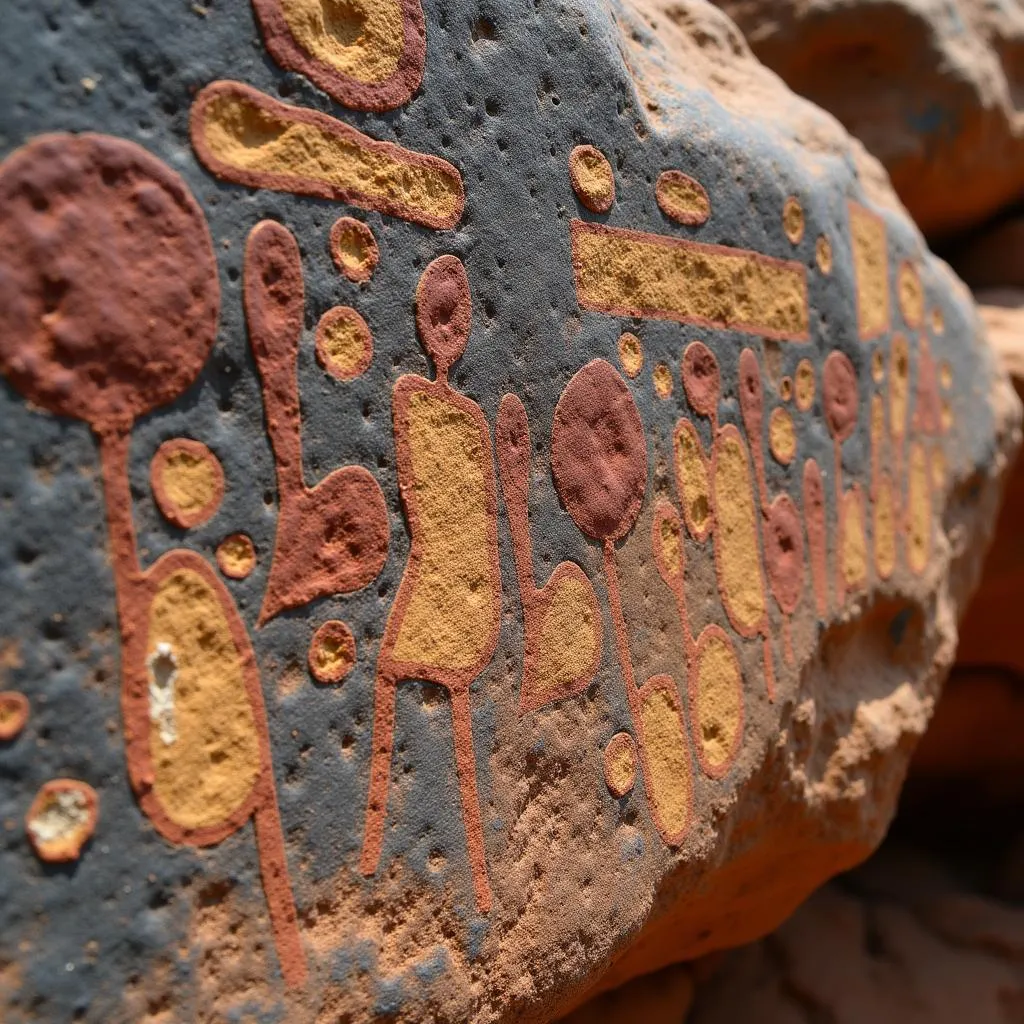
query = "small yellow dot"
xmin=618 ymin=332 xmax=643 ymax=379
xmin=783 ymin=196 xmax=805 ymax=245
xmin=653 ymin=363 xmax=673 ymax=399
xmin=815 ymin=235 xmax=833 ymax=274
xmin=794 ymin=359 xmax=815 ymax=411
xmin=872 ymin=349 xmax=885 ymax=382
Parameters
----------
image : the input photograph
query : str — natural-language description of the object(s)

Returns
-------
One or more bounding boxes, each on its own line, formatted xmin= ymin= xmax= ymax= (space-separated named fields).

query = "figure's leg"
xmin=253 ymin=784 xmax=308 ymax=988
xmin=449 ymin=687 xmax=493 ymax=914
xmin=360 ymin=668 xmax=398 ymax=878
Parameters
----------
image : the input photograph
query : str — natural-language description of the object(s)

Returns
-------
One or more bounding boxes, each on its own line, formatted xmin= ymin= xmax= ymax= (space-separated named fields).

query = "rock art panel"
xmin=0 ymin=1 xmax=1017 ymax=1022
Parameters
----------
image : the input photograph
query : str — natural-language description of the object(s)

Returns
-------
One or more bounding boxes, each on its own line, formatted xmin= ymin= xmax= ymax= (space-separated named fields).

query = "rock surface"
xmin=0 ymin=1 xmax=1017 ymax=1022
xmin=689 ymin=839 xmax=1024 ymax=1024
xmin=712 ymin=0 xmax=1024 ymax=240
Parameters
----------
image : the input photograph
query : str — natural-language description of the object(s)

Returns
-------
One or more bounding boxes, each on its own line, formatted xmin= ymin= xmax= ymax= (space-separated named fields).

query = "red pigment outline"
xmin=569 ymin=220 xmax=811 ymax=343
xmin=0 ymin=691 xmax=29 ymax=741
xmin=315 ymin=305 xmax=374 ymax=381
xmin=329 ymin=216 xmax=380 ymax=284
xmin=25 ymin=778 xmax=99 ymax=863
xmin=672 ymin=418 xmax=714 ymax=543
xmin=655 ymin=170 xmax=710 ymax=227
xmin=190 ymin=81 xmax=464 ymax=231
xmin=360 ymin=376 xmax=501 ymax=914
xmin=0 ymin=134 xmax=305 ymax=986
xmin=803 ymin=458 xmax=829 ymax=618
xmin=823 ymin=350 xmax=866 ymax=603
xmin=251 ymin=0 xmax=426 ymax=113
xmin=603 ymin=731 xmax=638 ymax=798
xmin=604 ymin=538 xmax=693 ymax=847
xmin=495 ymin=393 xmax=602 ymax=716
xmin=550 ymin=360 xmax=693 ymax=845
xmin=709 ymin=423 xmax=776 ymax=702
xmin=150 ymin=437 xmax=225 ymax=529
xmin=308 ymin=620 xmax=357 ymax=684
xmin=897 ymin=260 xmax=924 ymax=330
xmin=869 ymin=393 xmax=896 ymax=582
xmin=361 ymin=256 xmax=500 ymax=915
xmin=100 ymin=428 xmax=307 ymax=986
xmin=650 ymin=500 xmax=744 ymax=780
xmin=244 ymin=221 xmax=389 ymax=625
xmin=848 ymin=200 xmax=891 ymax=341
xmin=568 ymin=145 xmax=615 ymax=214
xmin=737 ymin=348 xmax=805 ymax=667
xmin=216 ymin=533 xmax=257 ymax=580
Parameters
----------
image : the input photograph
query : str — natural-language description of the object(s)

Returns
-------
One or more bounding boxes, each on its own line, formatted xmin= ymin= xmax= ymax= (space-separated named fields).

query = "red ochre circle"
xmin=0 ymin=691 xmax=29 ymax=741
xmin=150 ymin=438 xmax=225 ymax=529
xmin=216 ymin=533 xmax=257 ymax=580
xmin=309 ymin=620 xmax=357 ymax=685
xmin=315 ymin=306 xmax=374 ymax=382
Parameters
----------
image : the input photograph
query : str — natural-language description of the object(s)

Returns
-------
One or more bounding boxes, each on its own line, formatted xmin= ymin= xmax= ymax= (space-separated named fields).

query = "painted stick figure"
xmin=360 ymin=256 xmax=501 ymax=913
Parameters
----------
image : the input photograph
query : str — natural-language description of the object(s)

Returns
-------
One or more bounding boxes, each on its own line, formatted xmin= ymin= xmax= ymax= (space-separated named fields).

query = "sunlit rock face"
xmin=0 ymin=1 xmax=1017 ymax=1021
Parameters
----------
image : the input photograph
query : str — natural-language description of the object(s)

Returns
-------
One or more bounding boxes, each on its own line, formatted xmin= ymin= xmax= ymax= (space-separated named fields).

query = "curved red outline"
xmin=568 ymin=145 xmax=615 ymax=214
xmin=150 ymin=438 xmax=225 ymax=529
xmin=689 ymin=624 xmax=745 ymax=780
xmin=655 ymin=170 xmax=710 ymax=227
xmin=0 ymin=691 xmax=29 ymax=741
xmin=190 ymin=81 xmax=464 ymax=231
xmin=251 ymin=0 xmax=426 ymax=113
xmin=25 ymin=779 xmax=99 ymax=862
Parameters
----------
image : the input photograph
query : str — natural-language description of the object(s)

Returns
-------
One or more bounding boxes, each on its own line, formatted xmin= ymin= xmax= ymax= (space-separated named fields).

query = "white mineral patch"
xmin=28 ymin=789 xmax=89 ymax=844
xmin=147 ymin=641 xmax=178 ymax=746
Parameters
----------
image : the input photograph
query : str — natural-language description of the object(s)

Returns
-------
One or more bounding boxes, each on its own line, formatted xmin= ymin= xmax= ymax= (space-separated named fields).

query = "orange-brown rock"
xmin=711 ymin=0 xmax=1024 ymax=239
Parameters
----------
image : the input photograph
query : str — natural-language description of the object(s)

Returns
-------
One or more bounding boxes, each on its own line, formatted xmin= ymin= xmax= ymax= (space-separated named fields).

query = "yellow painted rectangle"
xmin=849 ymin=202 xmax=890 ymax=339
xmin=570 ymin=221 xmax=809 ymax=341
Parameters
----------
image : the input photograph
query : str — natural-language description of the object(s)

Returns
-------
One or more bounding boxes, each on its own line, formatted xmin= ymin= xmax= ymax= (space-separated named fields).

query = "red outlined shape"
xmin=308 ymin=620 xmax=357 ymax=684
xmin=360 ymin=256 xmax=501 ymax=914
xmin=329 ymin=216 xmax=380 ymax=284
xmin=655 ymin=170 xmax=710 ymax=227
xmin=0 ymin=691 xmax=29 ymax=741
xmin=26 ymin=779 xmax=98 ymax=862
xmin=244 ymin=221 xmax=389 ymax=625
xmin=252 ymin=0 xmax=427 ymax=112
xmin=150 ymin=438 xmax=225 ymax=529
xmin=0 ymin=135 xmax=306 ymax=987
xmin=569 ymin=220 xmax=810 ymax=342
xmin=496 ymin=393 xmax=602 ymax=715
xmin=190 ymin=81 xmax=465 ymax=231
xmin=552 ymin=359 xmax=693 ymax=847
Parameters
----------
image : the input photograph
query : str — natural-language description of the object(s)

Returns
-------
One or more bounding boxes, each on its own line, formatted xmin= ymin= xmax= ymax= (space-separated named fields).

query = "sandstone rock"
xmin=0 ymin=0 xmax=1016 ymax=1021
xmin=689 ymin=842 xmax=1024 ymax=1024
xmin=712 ymin=0 xmax=1024 ymax=240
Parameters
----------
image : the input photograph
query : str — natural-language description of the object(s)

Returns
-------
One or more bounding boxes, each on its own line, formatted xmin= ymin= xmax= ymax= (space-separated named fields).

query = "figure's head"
xmin=415 ymin=255 xmax=472 ymax=381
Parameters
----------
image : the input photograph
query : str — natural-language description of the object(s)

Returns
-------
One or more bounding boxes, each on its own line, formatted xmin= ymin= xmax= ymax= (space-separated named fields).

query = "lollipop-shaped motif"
xmin=552 ymin=359 xmax=692 ymax=845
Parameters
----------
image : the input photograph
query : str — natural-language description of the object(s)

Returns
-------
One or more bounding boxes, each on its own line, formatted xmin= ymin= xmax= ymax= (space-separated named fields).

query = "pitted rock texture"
xmin=0 ymin=1 xmax=1018 ymax=1022
xmin=712 ymin=0 xmax=1024 ymax=239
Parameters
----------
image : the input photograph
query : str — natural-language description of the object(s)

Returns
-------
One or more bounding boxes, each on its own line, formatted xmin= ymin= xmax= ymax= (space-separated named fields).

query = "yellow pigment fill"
xmin=890 ymin=334 xmax=910 ymax=442
xmin=529 ymin=575 xmax=601 ymax=697
xmin=278 ymin=0 xmax=405 ymax=85
xmin=898 ymin=261 xmax=924 ymax=327
xmin=333 ymin=221 xmax=376 ymax=279
xmin=604 ymin=733 xmax=636 ymax=795
xmin=199 ymin=87 xmax=462 ymax=224
xmin=694 ymin=633 xmax=742 ymax=772
xmin=783 ymin=196 xmax=804 ymax=244
xmin=657 ymin=516 xmax=684 ymax=578
xmin=795 ymin=358 xmax=815 ymax=411
xmin=874 ymin=476 xmax=896 ymax=579
xmin=713 ymin=433 xmax=765 ymax=631
xmin=569 ymin=147 xmax=614 ymax=209
xmin=317 ymin=306 xmax=372 ymax=380
xmin=312 ymin=631 xmax=354 ymax=680
xmin=161 ymin=450 xmax=219 ymax=520
xmin=617 ymin=332 xmax=643 ymax=378
xmin=653 ymin=363 xmax=673 ymax=399
xmin=841 ymin=490 xmax=868 ymax=589
xmin=769 ymin=406 xmax=796 ymax=464
xmin=572 ymin=222 xmax=808 ymax=339
xmin=849 ymin=202 xmax=889 ymax=339
xmin=907 ymin=442 xmax=931 ymax=574
xmin=673 ymin=421 xmax=711 ymax=537
xmin=392 ymin=389 xmax=499 ymax=669
xmin=656 ymin=171 xmax=710 ymax=225
xmin=147 ymin=569 xmax=260 ymax=830
xmin=816 ymin=235 xmax=833 ymax=274
xmin=638 ymin=682 xmax=691 ymax=839
xmin=216 ymin=534 xmax=256 ymax=579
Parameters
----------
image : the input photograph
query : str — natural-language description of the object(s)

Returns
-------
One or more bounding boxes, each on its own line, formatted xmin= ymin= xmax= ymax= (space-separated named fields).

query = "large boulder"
xmin=0 ymin=0 xmax=1016 ymax=1020
xmin=711 ymin=0 xmax=1024 ymax=240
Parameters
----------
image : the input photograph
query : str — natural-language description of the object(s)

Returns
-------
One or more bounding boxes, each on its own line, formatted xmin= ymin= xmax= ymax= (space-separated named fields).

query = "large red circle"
xmin=0 ymin=133 xmax=219 ymax=430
